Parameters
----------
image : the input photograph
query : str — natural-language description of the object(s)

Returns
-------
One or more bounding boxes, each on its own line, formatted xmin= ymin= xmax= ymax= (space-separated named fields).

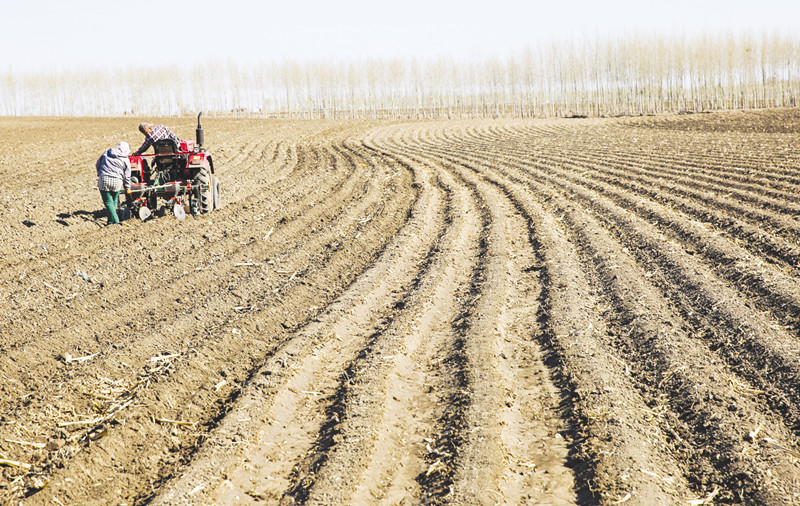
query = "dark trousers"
xmin=100 ymin=190 xmax=121 ymax=224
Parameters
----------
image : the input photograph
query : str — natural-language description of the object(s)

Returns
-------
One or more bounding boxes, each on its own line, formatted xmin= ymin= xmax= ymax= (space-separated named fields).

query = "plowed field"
xmin=1 ymin=110 xmax=799 ymax=505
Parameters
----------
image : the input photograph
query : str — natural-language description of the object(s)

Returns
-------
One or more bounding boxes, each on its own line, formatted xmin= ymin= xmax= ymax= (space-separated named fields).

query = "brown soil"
xmin=1 ymin=110 xmax=799 ymax=505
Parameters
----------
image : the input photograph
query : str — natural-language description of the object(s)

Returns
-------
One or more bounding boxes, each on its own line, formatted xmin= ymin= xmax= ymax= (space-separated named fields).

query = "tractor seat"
xmin=153 ymin=138 xmax=186 ymax=168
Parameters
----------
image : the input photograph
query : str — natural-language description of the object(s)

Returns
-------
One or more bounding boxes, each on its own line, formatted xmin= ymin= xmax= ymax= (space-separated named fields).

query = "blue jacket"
xmin=96 ymin=147 xmax=131 ymax=190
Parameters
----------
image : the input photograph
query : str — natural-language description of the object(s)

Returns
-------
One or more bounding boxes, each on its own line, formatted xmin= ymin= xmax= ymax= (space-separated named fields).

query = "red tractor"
xmin=125 ymin=113 xmax=220 ymax=221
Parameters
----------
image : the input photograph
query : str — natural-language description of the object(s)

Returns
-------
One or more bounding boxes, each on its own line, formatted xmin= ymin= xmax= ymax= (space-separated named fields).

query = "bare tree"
xmin=1 ymin=31 xmax=797 ymax=118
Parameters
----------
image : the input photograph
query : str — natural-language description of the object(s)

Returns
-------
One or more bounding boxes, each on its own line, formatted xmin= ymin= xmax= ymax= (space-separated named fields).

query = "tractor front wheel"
xmin=191 ymin=168 xmax=213 ymax=215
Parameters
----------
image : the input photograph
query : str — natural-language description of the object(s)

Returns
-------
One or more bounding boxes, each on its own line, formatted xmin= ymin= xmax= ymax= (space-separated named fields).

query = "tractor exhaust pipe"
xmin=196 ymin=111 xmax=204 ymax=148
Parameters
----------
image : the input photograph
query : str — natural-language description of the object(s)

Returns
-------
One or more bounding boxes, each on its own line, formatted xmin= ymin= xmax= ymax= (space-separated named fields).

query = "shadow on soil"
xmin=55 ymin=209 xmax=106 ymax=226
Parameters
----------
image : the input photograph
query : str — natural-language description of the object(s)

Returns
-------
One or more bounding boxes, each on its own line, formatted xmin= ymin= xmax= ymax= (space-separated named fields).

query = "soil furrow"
xmin=3 ymin=112 xmax=800 ymax=505
xmin=443 ymin=156 xmax=576 ymax=505
xmin=441 ymin=139 xmax=800 ymax=409
xmin=381 ymin=131 xmax=696 ymax=504
xmin=533 ymin=148 xmax=800 ymax=240
xmin=445 ymin=140 xmax=800 ymax=259
xmin=4 ymin=132 xmax=414 ymax=504
xmin=0 ymin=143 xmax=366 ymax=415
xmin=554 ymin=199 xmax=799 ymax=504
xmin=152 ymin=144 xmax=443 ymax=505
xmin=285 ymin=164 xmax=478 ymax=505
xmin=415 ymin=128 xmax=800 ymax=502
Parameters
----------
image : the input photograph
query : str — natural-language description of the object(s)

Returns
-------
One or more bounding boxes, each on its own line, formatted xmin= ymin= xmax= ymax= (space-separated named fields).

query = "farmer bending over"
xmin=96 ymin=141 xmax=132 ymax=225
xmin=133 ymin=122 xmax=180 ymax=155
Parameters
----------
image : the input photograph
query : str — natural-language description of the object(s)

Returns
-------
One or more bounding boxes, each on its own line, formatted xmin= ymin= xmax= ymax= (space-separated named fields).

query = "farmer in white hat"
xmin=95 ymin=141 xmax=132 ymax=225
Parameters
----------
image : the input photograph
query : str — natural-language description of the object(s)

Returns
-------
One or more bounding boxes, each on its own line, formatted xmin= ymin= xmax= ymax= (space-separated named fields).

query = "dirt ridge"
xmin=1 ymin=111 xmax=799 ymax=505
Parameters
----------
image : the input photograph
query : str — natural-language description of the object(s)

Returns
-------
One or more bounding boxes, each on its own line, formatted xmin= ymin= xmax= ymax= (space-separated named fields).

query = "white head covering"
xmin=116 ymin=141 xmax=131 ymax=156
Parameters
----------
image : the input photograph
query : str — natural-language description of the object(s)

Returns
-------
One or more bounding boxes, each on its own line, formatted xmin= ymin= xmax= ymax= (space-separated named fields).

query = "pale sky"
xmin=2 ymin=0 xmax=798 ymax=72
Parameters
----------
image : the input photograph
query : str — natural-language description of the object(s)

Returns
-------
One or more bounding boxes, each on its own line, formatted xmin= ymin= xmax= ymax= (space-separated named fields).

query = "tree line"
xmin=1 ymin=31 xmax=797 ymax=118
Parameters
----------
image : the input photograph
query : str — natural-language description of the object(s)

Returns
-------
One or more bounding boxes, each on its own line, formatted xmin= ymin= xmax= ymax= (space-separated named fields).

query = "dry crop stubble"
xmin=1 ymin=110 xmax=799 ymax=505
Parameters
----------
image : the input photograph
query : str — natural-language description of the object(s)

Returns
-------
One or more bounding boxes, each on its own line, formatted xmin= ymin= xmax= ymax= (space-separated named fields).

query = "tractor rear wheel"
xmin=191 ymin=167 xmax=213 ymax=215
